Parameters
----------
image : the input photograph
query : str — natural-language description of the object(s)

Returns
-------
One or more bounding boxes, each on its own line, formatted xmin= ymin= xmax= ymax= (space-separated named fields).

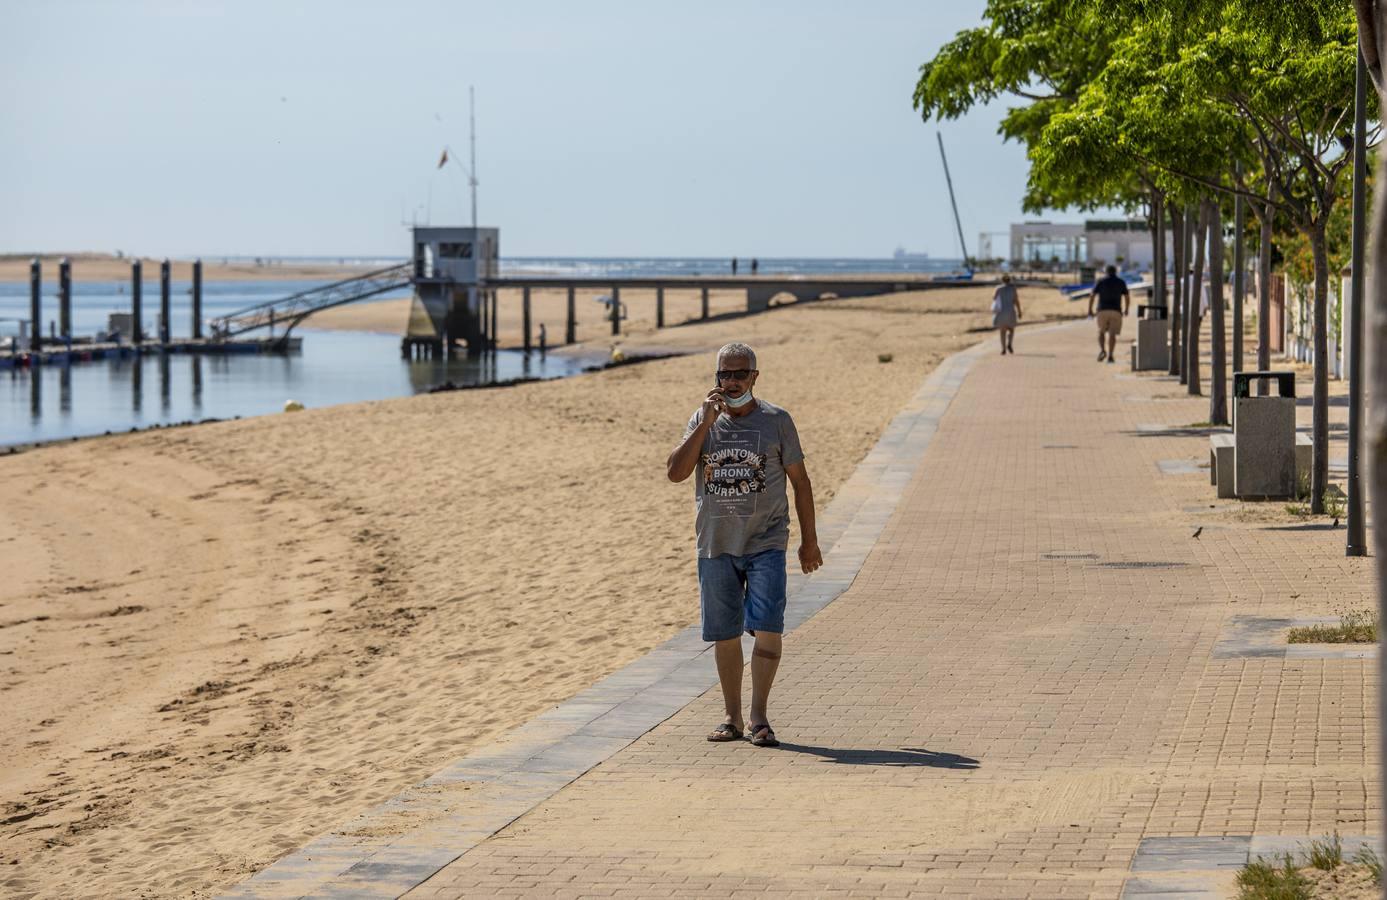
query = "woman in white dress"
xmin=991 ymin=274 xmax=1022 ymax=355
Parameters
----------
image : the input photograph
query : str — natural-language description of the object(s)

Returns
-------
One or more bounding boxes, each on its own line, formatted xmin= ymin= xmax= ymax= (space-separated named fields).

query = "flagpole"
xmin=469 ymin=85 xmax=478 ymax=232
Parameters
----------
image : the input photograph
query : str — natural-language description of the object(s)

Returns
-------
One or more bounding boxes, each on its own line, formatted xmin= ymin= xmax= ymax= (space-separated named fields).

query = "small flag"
xmin=437 ymin=148 xmax=449 ymax=169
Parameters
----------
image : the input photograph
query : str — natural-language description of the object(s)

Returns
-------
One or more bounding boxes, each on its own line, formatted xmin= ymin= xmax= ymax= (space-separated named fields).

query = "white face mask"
xmin=724 ymin=390 xmax=755 ymax=409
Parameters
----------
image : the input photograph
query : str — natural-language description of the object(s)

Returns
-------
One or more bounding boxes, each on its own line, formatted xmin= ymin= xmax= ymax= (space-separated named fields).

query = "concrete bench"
xmin=1209 ymin=433 xmax=1309 ymax=501
xmin=1209 ymin=433 xmax=1236 ymax=498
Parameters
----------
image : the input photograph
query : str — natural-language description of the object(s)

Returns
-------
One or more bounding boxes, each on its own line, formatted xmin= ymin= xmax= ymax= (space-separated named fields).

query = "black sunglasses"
xmin=716 ymin=369 xmax=754 ymax=382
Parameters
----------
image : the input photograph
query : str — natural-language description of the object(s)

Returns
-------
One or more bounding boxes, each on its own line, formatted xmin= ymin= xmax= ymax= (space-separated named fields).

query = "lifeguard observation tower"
xmin=409 ymin=226 xmax=499 ymax=357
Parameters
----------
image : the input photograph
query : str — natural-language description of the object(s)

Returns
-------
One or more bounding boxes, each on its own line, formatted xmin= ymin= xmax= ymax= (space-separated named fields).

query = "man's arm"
xmin=785 ymin=461 xmax=822 ymax=574
xmin=1087 ymin=288 xmax=1095 ymax=317
xmin=667 ymin=418 xmax=710 ymax=482
xmin=1123 ymin=284 xmax=1131 ymax=316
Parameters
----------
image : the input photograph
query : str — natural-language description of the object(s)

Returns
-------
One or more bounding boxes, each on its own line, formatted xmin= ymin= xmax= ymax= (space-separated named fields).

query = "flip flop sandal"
xmin=748 ymin=723 xmax=779 ymax=748
xmin=707 ymin=722 xmax=744 ymax=742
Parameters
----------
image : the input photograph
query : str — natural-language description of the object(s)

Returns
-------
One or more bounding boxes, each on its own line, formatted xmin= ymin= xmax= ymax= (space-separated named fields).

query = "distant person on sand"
xmin=666 ymin=342 xmax=822 ymax=748
xmin=1088 ymin=264 xmax=1129 ymax=363
xmin=991 ymin=274 xmax=1021 ymax=355
xmin=732 ymin=257 xmax=739 ymax=275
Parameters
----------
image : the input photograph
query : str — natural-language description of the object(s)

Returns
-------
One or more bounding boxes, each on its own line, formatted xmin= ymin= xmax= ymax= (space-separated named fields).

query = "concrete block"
xmin=1133 ymin=318 xmax=1169 ymax=370
xmin=1233 ymin=396 xmax=1296 ymax=498
xmin=1209 ymin=434 xmax=1234 ymax=497
xmin=1295 ymin=432 xmax=1311 ymax=484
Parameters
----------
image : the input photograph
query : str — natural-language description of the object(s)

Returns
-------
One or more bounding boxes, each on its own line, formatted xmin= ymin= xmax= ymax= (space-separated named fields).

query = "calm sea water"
xmin=0 ymin=257 xmax=961 ymax=446
xmin=207 ymin=255 xmax=965 ymax=278
xmin=0 ymin=278 xmax=590 ymax=447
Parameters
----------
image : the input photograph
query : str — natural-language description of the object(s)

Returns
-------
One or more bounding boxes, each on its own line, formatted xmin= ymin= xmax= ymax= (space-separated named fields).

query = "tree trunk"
xmin=1187 ymin=202 xmax=1208 ymax=396
xmin=1233 ymin=168 xmax=1246 ymax=375
xmin=1366 ymin=63 xmax=1387 ymax=876
xmin=1171 ymin=207 xmax=1185 ymax=377
xmin=1349 ymin=1 xmax=1386 ymax=870
xmin=1152 ymin=191 xmax=1165 ymax=311
xmin=1209 ymin=199 xmax=1229 ymax=425
xmin=1310 ymin=224 xmax=1331 ymax=514
xmin=1182 ymin=205 xmax=1196 ymax=383
xmin=1258 ymin=192 xmax=1274 ymax=394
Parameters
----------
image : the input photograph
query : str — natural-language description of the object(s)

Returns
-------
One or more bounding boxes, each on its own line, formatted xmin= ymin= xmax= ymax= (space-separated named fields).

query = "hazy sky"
xmin=2 ymin=1 xmax=1079 ymax=259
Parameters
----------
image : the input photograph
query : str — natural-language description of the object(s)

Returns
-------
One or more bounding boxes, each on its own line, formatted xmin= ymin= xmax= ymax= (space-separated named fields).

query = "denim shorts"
xmin=698 ymin=548 xmax=787 ymax=642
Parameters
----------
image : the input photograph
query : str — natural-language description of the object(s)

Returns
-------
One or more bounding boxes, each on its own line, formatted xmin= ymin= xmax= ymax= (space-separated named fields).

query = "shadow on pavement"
xmin=1118 ymin=427 xmax=1227 ymax=438
xmin=775 ymin=744 xmax=980 ymax=769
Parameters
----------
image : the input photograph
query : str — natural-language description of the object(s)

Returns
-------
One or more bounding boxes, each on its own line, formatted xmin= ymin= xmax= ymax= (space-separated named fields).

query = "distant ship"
xmin=893 ymin=246 xmax=930 ymax=260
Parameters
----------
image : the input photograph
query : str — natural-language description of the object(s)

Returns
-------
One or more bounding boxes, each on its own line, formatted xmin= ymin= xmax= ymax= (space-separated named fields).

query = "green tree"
xmin=914 ymin=0 xmax=1141 ymax=216
xmin=1046 ymin=1 xmax=1362 ymax=505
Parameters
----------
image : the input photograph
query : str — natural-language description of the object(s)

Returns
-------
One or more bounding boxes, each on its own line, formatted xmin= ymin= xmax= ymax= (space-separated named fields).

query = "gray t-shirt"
xmin=684 ymin=398 xmax=804 ymax=558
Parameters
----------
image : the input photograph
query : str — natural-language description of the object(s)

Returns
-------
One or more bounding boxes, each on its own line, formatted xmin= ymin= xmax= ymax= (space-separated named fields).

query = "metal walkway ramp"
xmin=210 ymin=263 xmax=413 ymax=339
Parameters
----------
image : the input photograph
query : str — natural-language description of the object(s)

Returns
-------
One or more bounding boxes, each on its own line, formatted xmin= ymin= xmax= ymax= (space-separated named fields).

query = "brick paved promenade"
xmin=233 ymin=317 xmax=1378 ymax=898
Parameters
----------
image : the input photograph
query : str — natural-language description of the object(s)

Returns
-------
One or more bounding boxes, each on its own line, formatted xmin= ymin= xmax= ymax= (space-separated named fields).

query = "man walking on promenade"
xmin=1088 ymin=264 xmax=1130 ymax=363
xmin=666 ymin=342 xmax=822 ymax=748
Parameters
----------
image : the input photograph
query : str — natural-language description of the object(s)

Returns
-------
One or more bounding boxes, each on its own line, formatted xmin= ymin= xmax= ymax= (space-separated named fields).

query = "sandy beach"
xmin=0 ymin=284 xmax=1081 ymax=898
xmin=0 ymin=254 xmax=384 ymax=284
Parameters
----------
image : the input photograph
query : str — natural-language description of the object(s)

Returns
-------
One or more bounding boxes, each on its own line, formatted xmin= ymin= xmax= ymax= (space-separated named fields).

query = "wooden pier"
xmin=11 ymin=249 xmax=989 ymax=370
xmin=0 ymin=336 xmax=302 ymax=371
xmin=475 ymin=273 xmax=985 ymax=353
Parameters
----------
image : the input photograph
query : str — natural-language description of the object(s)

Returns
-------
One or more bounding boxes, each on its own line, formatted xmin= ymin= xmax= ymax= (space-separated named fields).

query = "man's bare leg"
xmin=1108 ymin=332 xmax=1118 ymax=360
xmin=749 ymin=631 xmax=782 ymax=733
xmin=713 ymin=637 xmax=744 ymax=731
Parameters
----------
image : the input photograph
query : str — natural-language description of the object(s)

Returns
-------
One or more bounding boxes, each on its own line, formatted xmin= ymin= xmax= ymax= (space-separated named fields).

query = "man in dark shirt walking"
xmin=1088 ymin=265 xmax=1130 ymax=363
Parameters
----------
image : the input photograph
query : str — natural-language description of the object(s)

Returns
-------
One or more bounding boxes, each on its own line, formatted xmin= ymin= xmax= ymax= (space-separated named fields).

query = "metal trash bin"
xmin=1133 ymin=304 xmax=1170 ymax=370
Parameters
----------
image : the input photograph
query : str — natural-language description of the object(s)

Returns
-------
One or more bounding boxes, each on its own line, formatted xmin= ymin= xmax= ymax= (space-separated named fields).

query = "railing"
xmin=210 ymin=263 xmax=413 ymax=338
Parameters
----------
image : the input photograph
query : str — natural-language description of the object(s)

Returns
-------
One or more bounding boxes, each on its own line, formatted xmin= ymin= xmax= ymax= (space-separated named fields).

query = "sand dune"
xmin=0 ymin=285 xmax=1081 ymax=898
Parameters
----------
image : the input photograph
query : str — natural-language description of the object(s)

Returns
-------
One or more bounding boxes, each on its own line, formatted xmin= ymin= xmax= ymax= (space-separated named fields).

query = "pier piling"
xmin=477 ymin=286 xmax=488 ymax=350
xmin=566 ymin=286 xmax=576 ymax=344
xmin=489 ymin=289 xmax=497 ymax=350
xmin=29 ymin=258 xmax=41 ymax=349
xmin=611 ymin=286 xmax=621 ymax=336
xmin=58 ymin=258 xmax=71 ymax=340
xmin=523 ymin=286 xmax=532 ymax=353
xmin=131 ymin=260 xmax=143 ymax=344
xmin=131 ymin=355 xmax=143 ymax=412
xmin=656 ymin=286 xmax=665 ymax=329
xmin=159 ymin=259 xmax=171 ymax=345
xmin=192 ymin=260 xmax=203 ymax=339
xmin=701 ymin=286 xmax=709 ymax=320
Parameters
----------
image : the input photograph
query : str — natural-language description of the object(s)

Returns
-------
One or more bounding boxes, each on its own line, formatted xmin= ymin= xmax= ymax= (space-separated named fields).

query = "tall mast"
xmin=469 ymin=86 xmax=478 ymax=231
xmin=936 ymin=131 xmax=970 ymax=269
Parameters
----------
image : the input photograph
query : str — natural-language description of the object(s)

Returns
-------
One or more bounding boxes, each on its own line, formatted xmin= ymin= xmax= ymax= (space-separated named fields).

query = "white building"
xmin=410 ymin=226 xmax=500 ymax=352
xmin=412 ymin=226 xmax=499 ymax=283
xmin=1009 ymin=218 xmax=1173 ymax=269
